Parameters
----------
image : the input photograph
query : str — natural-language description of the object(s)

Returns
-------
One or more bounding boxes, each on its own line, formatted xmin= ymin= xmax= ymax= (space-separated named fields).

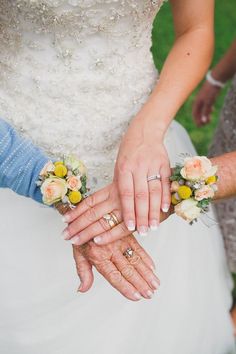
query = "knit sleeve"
xmin=0 ymin=118 xmax=50 ymax=203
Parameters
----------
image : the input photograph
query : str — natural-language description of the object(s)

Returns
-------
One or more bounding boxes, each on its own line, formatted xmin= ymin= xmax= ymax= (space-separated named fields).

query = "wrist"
xmin=206 ymin=70 xmax=226 ymax=89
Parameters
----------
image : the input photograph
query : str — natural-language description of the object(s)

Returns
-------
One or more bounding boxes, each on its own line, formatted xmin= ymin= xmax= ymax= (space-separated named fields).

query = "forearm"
xmin=133 ymin=1 xmax=214 ymax=137
xmin=211 ymin=40 xmax=236 ymax=83
xmin=0 ymin=118 xmax=49 ymax=203
xmin=210 ymin=152 xmax=236 ymax=200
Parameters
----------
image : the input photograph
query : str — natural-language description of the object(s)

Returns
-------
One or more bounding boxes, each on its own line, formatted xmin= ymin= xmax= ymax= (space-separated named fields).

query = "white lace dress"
xmin=0 ymin=1 xmax=235 ymax=353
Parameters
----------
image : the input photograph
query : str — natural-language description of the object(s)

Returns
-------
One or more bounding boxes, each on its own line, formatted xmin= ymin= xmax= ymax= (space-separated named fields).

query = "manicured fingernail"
xmin=62 ymin=229 xmax=70 ymax=240
xmin=201 ymin=115 xmax=207 ymax=123
xmin=147 ymin=290 xmax=153 ymax=298
xmin=150 ymin=220 xmax=158 ymax=231
xmin=62 ymin=214 xmax=70 ymax=223
xmin=134 ymin=292 xmax=142 ymax=300
xmin=127 ymin=220 xmax=135 ymax=231
xmin=70 ymin=235 xmax=80 ymax=245
xmin=162 ymin=204 xmax=169 ymax=213
xmin=151 ymin=280 xmax=159 ymax=289
xmin=94 ymin=236 xmax=102 ymax=244
xmin=139 ymin=226 xmax=148 ymax=237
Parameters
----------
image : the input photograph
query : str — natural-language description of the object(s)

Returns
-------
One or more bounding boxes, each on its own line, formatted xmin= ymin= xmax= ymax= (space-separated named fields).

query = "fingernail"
xmin=77 ymin=284 xmax=82 ymax=292
xmin=150 ymin=220 xmax=158 ymax=231
xmin=138 ymin=226 xmax=148 ymax=237
xmin=62 ymin=214 xmax=70 ymax=223
xmin=151 ymin=280 xmax=159 ymax=290
xmin=127 ymin=220 xmax=135 ymax=231
xmin=162 ymin=204 xmax=169 ymax=213
xmin=70 ymin=235 xmax=80 ymax=245
xmin=134 ymin=292 xmax=142 ymax=300
xmin=147 ymin=290 xmax=153 ymax=298
xmin=94 ymin=236 xmax=102 ymax=244
xmin=62 ymin=229 xmax=70 ymax=240
xmin=201 ymin=115 xmax=207 ymax=123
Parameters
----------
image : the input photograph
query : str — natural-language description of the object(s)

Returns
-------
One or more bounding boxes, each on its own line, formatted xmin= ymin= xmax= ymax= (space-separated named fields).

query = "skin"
xmin=115 ymin=0 xmax=214 ymax=235
xmin=193 ymin=39 xmax=236 ymax=126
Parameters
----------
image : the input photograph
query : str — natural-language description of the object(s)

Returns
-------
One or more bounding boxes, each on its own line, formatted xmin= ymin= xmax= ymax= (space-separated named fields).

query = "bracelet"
xmin=36 ymin=155 xmax=88 ymax=208
xmin=170 ymin=156 xmax=218 ymax=224
xmin=206 ymin=70 xmax=226 ymax=89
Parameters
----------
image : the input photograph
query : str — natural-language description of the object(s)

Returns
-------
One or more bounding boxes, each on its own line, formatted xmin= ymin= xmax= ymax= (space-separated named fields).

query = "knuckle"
xmin=85 ymin=194 xmax=96 ymax=208
xmin=121 ymin=265 xmax=135 ymax=279
xmin=118 ymin=160 xmax=130 ymax=174
xmin=120 ymin=189 xmax=133 ymax=199
xmin=108 ymin=269 xmax=122 ymax=285
xmin=135 ymin=191 xmax=148 ymax=200
xmin=85 ymin=207 xmax=98 ymax=222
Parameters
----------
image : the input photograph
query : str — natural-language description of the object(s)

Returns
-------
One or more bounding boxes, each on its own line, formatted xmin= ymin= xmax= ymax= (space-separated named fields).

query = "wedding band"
xmin=102 ymin=212 xmax=119 ymax=229
xmin=123 ymin=247 xmax=134 ymax=258
xmin=147 ymin=174 xmax=161 ymax=182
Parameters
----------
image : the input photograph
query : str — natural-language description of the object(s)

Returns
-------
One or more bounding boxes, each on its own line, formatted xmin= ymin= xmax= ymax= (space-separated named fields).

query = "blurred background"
xmin=152 ymin=0 xmax=236 ymax=155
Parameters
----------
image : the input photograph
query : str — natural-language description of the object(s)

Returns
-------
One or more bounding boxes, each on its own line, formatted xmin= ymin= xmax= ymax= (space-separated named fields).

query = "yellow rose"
xmin=41 ymin=177 xmax=68 ymax=205
xmin=178 ymin=186 xmax=192 ymax=200
xmin=54 ymin=161 xmax=64 ymax=166
xmin=54 ymin=164 xmax=68 ymax=178
xmin=206 ymin=176 xmax=217 ymax=185
xmin=171 ymin=194 xmax=179 ymax=205
xmin=69 ymin=191 xmax=82 ymax=204
xmin=180 ymin=156 xmax=217 ymax=181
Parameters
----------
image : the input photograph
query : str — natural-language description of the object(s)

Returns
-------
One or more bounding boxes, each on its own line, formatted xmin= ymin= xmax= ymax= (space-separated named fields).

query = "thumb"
xmin=72 ymin=245 xmax=94 ymax=292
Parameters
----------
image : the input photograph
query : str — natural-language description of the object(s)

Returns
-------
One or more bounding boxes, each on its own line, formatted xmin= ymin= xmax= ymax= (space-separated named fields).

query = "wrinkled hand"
xmin=192 ymin=81 xmax=221 ymax=126
xmin=115 ymin=118 xmax=171 ymax=235
xmin=62 ymin=182 xmax=171 ymax=246
xmin=73 ymin=234 xmax=160 ymax=301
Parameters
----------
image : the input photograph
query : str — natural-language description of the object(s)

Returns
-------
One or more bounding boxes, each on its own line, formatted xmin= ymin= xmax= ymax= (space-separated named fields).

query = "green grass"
xmin=151 ymin=0 xmax=236 ymax=155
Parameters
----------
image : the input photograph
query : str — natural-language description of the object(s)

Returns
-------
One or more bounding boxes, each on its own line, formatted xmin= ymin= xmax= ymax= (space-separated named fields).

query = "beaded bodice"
xmin=0 ymin=0 xmax=165 ymax=189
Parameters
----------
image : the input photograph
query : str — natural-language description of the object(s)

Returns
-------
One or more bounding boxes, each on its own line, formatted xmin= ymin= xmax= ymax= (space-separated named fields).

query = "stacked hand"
xmin=59 ymin=182 xmax=171 ymax=300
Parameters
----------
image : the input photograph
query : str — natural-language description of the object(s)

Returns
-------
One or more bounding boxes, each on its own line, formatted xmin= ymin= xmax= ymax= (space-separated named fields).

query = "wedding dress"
xmin=0 ymin=1 xmax=235 ymax=353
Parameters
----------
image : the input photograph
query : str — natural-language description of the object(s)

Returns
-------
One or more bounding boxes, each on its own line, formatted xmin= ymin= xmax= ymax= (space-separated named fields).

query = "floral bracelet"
xmin=37 ymin=155 xmax=88 ymax=209
xmin=170 ymin=156 xmax=218 ymax=224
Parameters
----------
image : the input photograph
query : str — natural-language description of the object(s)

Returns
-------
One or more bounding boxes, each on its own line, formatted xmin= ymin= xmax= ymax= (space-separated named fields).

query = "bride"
xmin=0 ymin=0 xmax=235 ymax=353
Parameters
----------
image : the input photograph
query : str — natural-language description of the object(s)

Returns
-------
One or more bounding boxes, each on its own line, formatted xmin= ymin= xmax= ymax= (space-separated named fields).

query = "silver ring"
xmin=147 ymin=174 xmax=161 ymax=182
xmin=123 ymin=247 xmax=134 ymax=258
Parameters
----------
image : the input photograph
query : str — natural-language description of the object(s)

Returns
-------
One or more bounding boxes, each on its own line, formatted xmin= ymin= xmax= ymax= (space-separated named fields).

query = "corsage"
xmin=37 ymin=155 xmax=88 ymax=212
xmin=170 ymin=156 xmax=218 ymax=223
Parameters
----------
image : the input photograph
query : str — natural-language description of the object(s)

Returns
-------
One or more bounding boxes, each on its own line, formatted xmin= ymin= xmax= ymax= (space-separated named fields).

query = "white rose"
xmin=175 ymin=199 xmax=201 ymax=222
xmin=40 ymin=161 xmax=55 ymax=177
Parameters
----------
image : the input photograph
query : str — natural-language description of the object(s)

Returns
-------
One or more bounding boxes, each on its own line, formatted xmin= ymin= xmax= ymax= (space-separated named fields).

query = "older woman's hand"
xmin=73 ymin=234 xmax=160 ymax=301
xmin=61 ymin=182 xmax=171 ymax=246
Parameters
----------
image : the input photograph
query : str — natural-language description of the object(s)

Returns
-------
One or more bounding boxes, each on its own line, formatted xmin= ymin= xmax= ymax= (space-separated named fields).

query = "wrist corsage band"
xmin=37 ymin=155 xmax=88 ymax=210
xmin=170 ymin=156 xmax=218 ymax=223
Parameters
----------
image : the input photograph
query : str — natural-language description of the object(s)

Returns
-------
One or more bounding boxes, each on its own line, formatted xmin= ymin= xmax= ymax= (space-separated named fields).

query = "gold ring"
xmin=102 ymin=212 xmax=119 ymax=229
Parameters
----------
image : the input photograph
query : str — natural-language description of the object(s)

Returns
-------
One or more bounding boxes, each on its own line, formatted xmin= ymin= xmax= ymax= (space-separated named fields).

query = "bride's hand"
xmin=115 ymin=116 xmax=171 ymax=235
xmin=73 ymin=234 xmax=160 ymax=301
xmin=61 ymin=182 xmax=171 ymax=245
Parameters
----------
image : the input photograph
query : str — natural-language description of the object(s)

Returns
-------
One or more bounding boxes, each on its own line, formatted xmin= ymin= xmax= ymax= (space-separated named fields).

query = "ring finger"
xmin=147 ymin=170 xmax=162 ymax=229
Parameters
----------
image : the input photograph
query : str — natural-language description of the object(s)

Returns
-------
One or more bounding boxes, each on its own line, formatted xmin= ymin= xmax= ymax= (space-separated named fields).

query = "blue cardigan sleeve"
xmin=0 ymin=118 xmax=50 ymax=203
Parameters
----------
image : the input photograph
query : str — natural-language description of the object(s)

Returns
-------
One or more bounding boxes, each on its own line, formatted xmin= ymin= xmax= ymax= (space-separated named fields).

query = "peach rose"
xmin=194 ymin=185 xmax=214 ymax=201
xmin=40 ymin=161 xmax=55 ymax=177
xmin=41 ymin=177 xmax=68 ymax=205
xmin=175 ymin=199 xmax=201 ymax=222
xmin=67 ymin=176 xmax=82 ymax=191
xmin=180 ymin=156 xmax=217 ymax=181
